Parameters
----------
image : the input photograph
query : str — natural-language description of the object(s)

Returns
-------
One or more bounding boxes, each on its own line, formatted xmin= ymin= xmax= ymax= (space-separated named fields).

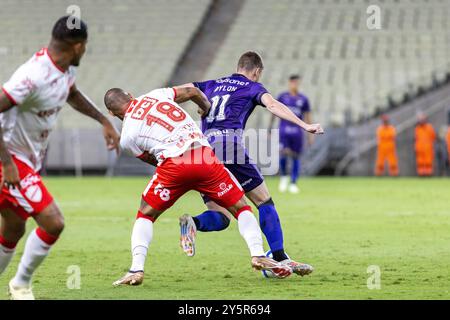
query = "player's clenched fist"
xmin=306 ymin=123 xmax=324 ymax=134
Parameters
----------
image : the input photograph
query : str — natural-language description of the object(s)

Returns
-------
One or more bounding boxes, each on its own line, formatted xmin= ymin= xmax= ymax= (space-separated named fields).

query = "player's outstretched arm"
xmin=172 ymin=86 xmax=211 ymax=117
xmin=0 ymin=91 xmax=20 ymax=188
xmin=67 ymin=84 xmax=120 ymax=153
xmin=261 ymin=93 xmax=324 ymax=135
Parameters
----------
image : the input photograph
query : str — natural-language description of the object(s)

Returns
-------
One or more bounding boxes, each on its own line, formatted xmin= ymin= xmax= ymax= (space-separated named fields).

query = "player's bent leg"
xmin=192 ymin=200 xmax=231 ymax=232
xmin=225 ymin=198 xmax=292 ymax=279
xmin=9 ymin=201 xmax=62 ymax=300
xmin=0 ymin=209 xmax=26 ymax=276
xmin=246 ymin=182 xmax=287 ymax=260
xmin=246 ymin=183 xmax=314 ymax=276
xmin=113 ymin=200 xmax=162 ymax=287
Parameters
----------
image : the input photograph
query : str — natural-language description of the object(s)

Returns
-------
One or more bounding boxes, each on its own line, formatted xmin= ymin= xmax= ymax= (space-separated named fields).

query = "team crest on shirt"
xmin=25 ymin=185 xmax=43 ymax=203
xmin=296 ymin=99 xmax=304 ymax=107
xmin=20 ymin=174 xmax=43 ymax=203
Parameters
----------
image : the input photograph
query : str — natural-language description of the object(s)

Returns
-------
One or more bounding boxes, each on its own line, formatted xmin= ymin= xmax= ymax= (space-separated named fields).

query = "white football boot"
xmin=280 ymin=259 xmax=314 ymax=277
xmin=113 ymin=270 xmax=144 ymax=286
xmin=8 ymin=280 xmax=35 ymax=300
xmin=251 ymin=256 xmax=293 ymax=279
xmin=179 ymin=214 xmax=197 ymax=257
xmin=278 ymin=176 xmax=289 ymax=193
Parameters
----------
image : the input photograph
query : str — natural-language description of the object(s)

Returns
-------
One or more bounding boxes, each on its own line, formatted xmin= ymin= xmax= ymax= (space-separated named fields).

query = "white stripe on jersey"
xmin=9 ymin=187 xmax=33 ymax=213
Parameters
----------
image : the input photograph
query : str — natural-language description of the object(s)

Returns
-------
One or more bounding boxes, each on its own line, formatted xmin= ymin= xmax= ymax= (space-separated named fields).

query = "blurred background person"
xmin=415 ymin=113 xmax=436 ymax=176
xmin=436 ymin=127 xmax=448 ymax=176
xmin=375 ymin=114 xmax=398 ymax=176
xmin=269 ymin=75 xmax=312 ymax=194
xmin=446 ymin=111 xmax=450 ymax=175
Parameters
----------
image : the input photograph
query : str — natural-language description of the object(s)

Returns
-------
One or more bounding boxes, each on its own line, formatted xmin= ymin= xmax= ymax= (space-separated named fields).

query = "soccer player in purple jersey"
xmin=269 ymin=75 xmax=313 ymax=194
xmin=175 ymin=52 xmax=323 ymax=276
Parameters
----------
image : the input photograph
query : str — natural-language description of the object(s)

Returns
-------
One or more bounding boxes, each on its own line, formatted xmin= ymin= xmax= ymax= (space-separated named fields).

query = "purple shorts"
xmin=201 ymin=139 xmax=264 ymax=204
xmin=279 ymin=128 xmax=304 ymax=155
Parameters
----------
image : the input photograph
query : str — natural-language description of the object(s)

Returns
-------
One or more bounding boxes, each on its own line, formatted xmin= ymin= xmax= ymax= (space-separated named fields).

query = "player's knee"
xmin=3 ymin=223 xmax=26 ymax=242
xmin=48 ymin=216 xmax=65 ymax=236
xmin=138 ymin=201 xmax=163 ymax=222
xmin=43 ymin=211 xmax=65 ymax=237
xmin=249 ymin=190 xmax=271 ymax=206
xmin=258 ymin=197 xmax=275 ymax=208
xmin=14 ymin=223 xmax=26 ymax=238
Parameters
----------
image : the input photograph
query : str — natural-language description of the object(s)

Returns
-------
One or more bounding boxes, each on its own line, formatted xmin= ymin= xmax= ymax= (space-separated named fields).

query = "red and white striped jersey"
xmin=1 ymin=48 xmax=76 ymax=171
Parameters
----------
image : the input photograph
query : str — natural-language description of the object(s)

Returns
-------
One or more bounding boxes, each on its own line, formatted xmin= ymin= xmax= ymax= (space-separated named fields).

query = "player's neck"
xmin=289 ymin=90 xmax=298 ymax=96
xmin=47 ymin=46 xmax=71 ymax=72
xmin=236 ymin=71 xmax=255 ymax=82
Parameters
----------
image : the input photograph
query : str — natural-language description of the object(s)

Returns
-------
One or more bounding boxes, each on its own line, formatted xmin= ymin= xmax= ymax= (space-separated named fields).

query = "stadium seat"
xmin=202 ymin=0 xmax=450 ymax=126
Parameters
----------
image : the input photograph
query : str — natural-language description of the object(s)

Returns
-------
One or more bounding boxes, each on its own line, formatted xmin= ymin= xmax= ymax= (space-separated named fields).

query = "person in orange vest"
xmin=415 ymin=113 xmax=436 ymax=176
xmin=375 ymin=114 xmax=399 ymax=176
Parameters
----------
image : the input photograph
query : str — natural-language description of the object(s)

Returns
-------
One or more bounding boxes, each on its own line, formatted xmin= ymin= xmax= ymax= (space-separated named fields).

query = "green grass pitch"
xmin=0 ymin=176 xmax=449 ymax=300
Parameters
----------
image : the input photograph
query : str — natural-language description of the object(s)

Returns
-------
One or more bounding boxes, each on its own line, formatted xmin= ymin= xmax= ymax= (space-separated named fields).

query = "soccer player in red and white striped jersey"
xmin=0 ymin=16 xmax=120 ymax=299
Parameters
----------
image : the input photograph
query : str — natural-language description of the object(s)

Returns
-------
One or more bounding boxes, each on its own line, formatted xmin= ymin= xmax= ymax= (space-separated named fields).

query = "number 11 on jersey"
xmin=206 ymin=94 xmax=230 ymax=123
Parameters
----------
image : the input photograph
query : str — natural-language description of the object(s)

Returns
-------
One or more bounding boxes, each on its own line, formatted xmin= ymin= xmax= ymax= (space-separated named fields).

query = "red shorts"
xmin=142 ymin=146 xmax=244 ymax=212
xmin=0 ymin=157 xmax=54 ymax=220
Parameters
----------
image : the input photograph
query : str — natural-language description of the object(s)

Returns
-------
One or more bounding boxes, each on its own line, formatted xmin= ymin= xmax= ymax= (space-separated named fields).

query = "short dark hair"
xmin=237 ymin=51 xmax=264 ymax=72
xmin=289 ymin=74 xmax=301 ymax=81
xmin=52 ymin=15 xmax=88 ymax=43
xmin=104 ymin=88 xmax=131 ymax=112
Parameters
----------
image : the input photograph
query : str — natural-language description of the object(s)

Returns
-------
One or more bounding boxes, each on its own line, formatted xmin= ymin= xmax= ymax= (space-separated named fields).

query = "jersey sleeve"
xmin=149 ymin=87 xmax=176 ymax=101
xmin=192 ymin=80 xmax=210 ymax=93
xmin=2 ymin=63 xmax=39 ymax=105
xmin=120 ymin=135 xmax=144 ymax=158
xmin=252 ymin=83 xmax=269 ymax=106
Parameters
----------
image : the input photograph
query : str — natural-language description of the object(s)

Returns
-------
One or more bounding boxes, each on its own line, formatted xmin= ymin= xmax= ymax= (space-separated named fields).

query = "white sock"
xmin=12 ymin=229 xmax=53 ymax=287
xmin=237 ymin=210 xmax=265 ymax=257
xmin=0 ymin=244 xmax=16 ymax=275
xmin=130 ymin=217 xmax=153 ymax=272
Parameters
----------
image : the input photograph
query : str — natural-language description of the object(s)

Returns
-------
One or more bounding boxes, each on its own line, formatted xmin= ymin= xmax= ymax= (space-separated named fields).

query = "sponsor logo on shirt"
xmin=217 ymin=183 xmax=233 ymax=197
xmin=215 ymin=78 xmax=249 ymax=86
xmin=240 ymin=178 xmax=253 ymax=187
xmin=37 ymin=106 xmax=62 ymax=118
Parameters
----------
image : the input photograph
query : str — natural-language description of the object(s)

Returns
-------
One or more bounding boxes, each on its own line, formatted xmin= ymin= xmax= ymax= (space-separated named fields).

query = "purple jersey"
xmin=277 ymin=92 xmax=310 ymax=132
xmin=193 ymin=73 xmax=268 ymax=134
xmin=193 ymin=74 xmax=268 ymax=193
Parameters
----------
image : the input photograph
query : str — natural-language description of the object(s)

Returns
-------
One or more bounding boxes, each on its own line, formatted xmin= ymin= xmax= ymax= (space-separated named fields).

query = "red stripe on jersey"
xmin=0 ymin=234 xmax=17 ymax=249
xmin=36 ymin=227 xmax=58 ymax=245
xmin=136 ymin=211 xmax=155 ymax=222
xmin=172 ymin=87 xmax=177 ymax=100
xmin=45 ymin=48 xmax=65 ymax=73
xmin=234 ymin=205 xmax=252 ymax=219
xmin=1 ymin=87 xmax=17 ymax=106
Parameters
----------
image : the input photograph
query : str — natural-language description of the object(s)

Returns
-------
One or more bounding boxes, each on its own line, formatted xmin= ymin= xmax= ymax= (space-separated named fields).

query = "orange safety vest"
xmin=377 ymin=125 xmax=396 ymax=151
xmin=415 ymin=123 xmax=436 ymax=153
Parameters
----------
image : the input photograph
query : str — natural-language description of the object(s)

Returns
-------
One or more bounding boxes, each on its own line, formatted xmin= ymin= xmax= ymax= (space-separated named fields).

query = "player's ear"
xmin=254 ymin=68 xmax=262 ymax=81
